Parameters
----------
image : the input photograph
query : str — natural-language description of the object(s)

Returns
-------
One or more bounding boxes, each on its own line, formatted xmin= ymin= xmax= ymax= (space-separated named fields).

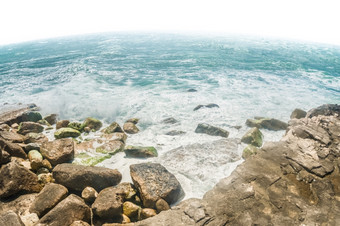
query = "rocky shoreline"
xmin=0 ymin=103 xmax=339 ymax=225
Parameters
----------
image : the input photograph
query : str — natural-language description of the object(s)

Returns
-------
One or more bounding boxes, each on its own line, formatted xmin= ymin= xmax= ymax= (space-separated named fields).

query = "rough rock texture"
xmin=246 ymin=117 xmax=288 ymax=131
xmin=306 ymin=104 xmax=340 ymax=118
xmin=37 ymin=194 xmax=91 ymax=226
xmin=40 ymin=138 xmax=74 ymax=166
xmin=24 ymin=132 xmax=48 ymax=145
xmin=241 ymin=127 xmax=263 ymax=147
xmin=82 ymin=117 xmax=103 ymax=131
xmin=0 ymin=104 xmax=37 ymax=126
xmin=0 ymin=161 xmax=41 ymax=198
xmin=130 ymin=163 xmax=184 ymax=208
xmin=92 ymin=187 xmax=124 ymax=218
xmin=18 ymin=122 xmax=44 ymax=135
xmin=21 ymin=111 xmax=42 ymax=122
xmin=0 ymin=130 xmax=25 ymax=143
xmin=54 ymin=127 xmax=81 ymax=139
xmin=136 ymin=105 xmax=340 ymax=225
xmin=56 ymin=120 xmax=70 ymax=129
xmin=0 ymin=139 xmax=27 ymax=158
xmin=0 ymin=211 xmax=25 ymax=226
xmin=29 ymin=183 xmax=68 ymax=217
xmin=124 ymin=146 xmax=158 ymax=158
xmin=123 ymin=122 xmax=139 ymax=134
xmin=195 ymin=123 xmax=229 ymax=138
xmin=290 ymin=108 xmax=307 ymax=119
xmin=81 ymin=186 xmax=98 ymax=204
xmin=53 ymin=163 xmax=122 ymax=192
xmin=96 ymin=140 xmax=125 ymax=155
xmin=102 ymin=122 xmax=123 ymax=134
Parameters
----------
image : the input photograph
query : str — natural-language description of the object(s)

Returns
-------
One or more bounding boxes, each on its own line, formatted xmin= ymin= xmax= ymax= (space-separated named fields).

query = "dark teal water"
xmin=1 ymin=32 xmax=339 ymax=197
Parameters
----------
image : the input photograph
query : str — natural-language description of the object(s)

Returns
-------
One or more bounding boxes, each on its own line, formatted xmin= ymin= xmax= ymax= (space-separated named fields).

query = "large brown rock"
xmin=24 ymin=132 xmax=48 ymax=145
xmin=18 ymin=122 xmax=44 ymax=135
xmin=92 ymin=187 xmax=124 ymax=218
xmin=40 ymin=138 xmax=75 ymax=166
xmin=130 ymin=163 xmax=184 ymax=208
xmin=0 ymin=130 xmax=25 ymax=143
xmin=0 ymin=103 xmax=37 ymax=126
xmin=290 ymin=108 xmax=307 ymax=119
xmin=56 ymin=120 xmax=70 ymax=129
xmin=0 ymin=211 xmax=25 ymax=226
xmin=37 ymin=194 xmax=91 ymax=226
xmin=53 ymin=163 xmax=122 ymax=192
xmin=0 ymin=161 xmax=42 ymax=198
xmin=29 ymin=183 xmax=68 ymax=217
xmin=0 ymin=139 xmax=27 ymax=158
xmin=241 ymin=127 xmax=263 ymax=147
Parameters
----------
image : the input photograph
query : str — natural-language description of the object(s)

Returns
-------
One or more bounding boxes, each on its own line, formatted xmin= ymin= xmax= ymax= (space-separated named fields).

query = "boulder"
xmin=37 ymin=194 xmax=91 ymax=226
xmin=0 ymin=130 xmax=25 ymax=143
xmin=54 ymin=127 xmax=81 ymax=139
xmin=21 ymin=111 xmax=42 ymax=122
xmin=53 ymin=163 xmax=122 ymax=192
xmin=306 ymin=104 xmax=340 ymax=118
xmin=56 ymin=120 xmax=70 ymax=129
xmin=242 ymin=145 xmax=259 ymax=159
xmin=0 ymin=139 xmax=27 ymax=158
xmin=92 ymin=187 xmax=124 ymax=218
xmin=155 ymin=198 xmax=170 ymax=213
xmin=130 ymin=163 xmax=184 ymax=208
xmin=0 ymin=103 xmax=37 ymax=126
xmin=18 ymin=122 xmax=44 ymax=135
xmin=193 ymin=103 xmax=219 ymax=111
xmin=24 ymin=132 xmax=48 ymax=145
xmin=29 ymin=183 xmax=68 ymax=217
xmin=40 ymin=138 xmax=74 ymax=166
xmin=165 ymin=130 xmax=186 ymax=136
xmin=81 ymin=186 xmax=98 ymax=204
xmin=68 ymin=122 xmax=83 ymax=131
xmin=44 ymin=114 xmax=58 ymax=125
xmin=126 ymin=118 xmax=139 ymax=124
xmin=0 ymin=161 xmax=42 ymax=198
xmin=123 ymin=201 xmax=141 ymax=220
xmin=96 ymin=140 xmax=125 ymax=155
xmin=124 ymin=146 xmax=158 ymax=158
xmin=246 ymin=118 xmax=288 ymax=131
xmin=161 ymin=117 xmax=178 ymax=124
xmin=0 ymin=211 xmax=25 ymax=226
xmin=123 ymin=122 xmax=139 ymax=134
xmin=290 ymin=108 xmax=307 ymax=119
xmin=102 ymin=122 xmax=123 ymax=134
xmin=0 ymin=193 xmax=38 ymax=216
xmin=194 ymin=123 xmax=229 ymax=138
xmin=82 ymin=117 xmax=102 ymax=131
xmin=28 ymin=150 xmax=43 ymax=171
xmin=241 ymin=127 xmax=263 ymax=147
xmin=187 ymin=88 xmax=197 ymax=92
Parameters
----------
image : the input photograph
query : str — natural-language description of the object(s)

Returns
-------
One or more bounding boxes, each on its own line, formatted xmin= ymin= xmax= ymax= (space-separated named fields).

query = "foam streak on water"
xmin=1 ymin=33 xmax=339 ymax=199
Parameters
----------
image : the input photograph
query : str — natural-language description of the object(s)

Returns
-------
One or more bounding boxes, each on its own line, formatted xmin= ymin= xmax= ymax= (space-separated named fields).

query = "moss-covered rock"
xmin=101 ymin=122 xmax=123 ymax=134
xmin=22 ymin=111 xmax=43 ymax=122
xmin=67 ymin=122 xmax=83 ymax=132
xmin=242 ymin=145 xmax=259 ymax=159
xmin=241 ymin=127 xmax=263 ymax=147
xmin=73 ymin=153 xmax=112 ymax=166
xmin=54 ymin=128 xmax=81 ymax=139
xmin=82 ymin=117 xmax=102 ymax=131
xmin=124 ymin=146 xmax=158 ymax=158
xmin=123 ymin=201 xmax=141 ymax=221
xmin=96 ymin=140 xmax=124 ymax=155
xmin=37 ymin=119 xmax=51 ymax=126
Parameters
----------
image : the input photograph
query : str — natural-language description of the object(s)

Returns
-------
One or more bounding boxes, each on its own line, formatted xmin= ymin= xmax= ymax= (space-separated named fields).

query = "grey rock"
xmin=195 ymin=123 xmax=229 ymax=137
xmin=161 ymin=117 xmax=178 ymax=124
xmin=165 ymin=130 xmax=186 ymax=136
xmin=306 ymin=104 xmax=340 ymax=118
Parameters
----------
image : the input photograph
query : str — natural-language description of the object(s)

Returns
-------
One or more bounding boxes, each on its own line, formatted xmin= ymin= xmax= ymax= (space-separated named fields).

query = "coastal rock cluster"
xmin=134 ymin=104 xmax=340 ymax=225
xmin=0 ymin=104 xmax=184 ymax=225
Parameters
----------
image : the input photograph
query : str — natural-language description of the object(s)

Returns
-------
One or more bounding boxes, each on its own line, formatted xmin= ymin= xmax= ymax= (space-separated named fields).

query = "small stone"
xmin=37 ymin=173 xmax=54 ymax=185
xmin=290 ymin=108 xmax=307 ymax=119
xmin=187 ymin=88 xmax=197 ymax=92
xmin=165 ymin=130 xmax=186 ymax=136
xmin=70 ymin=220 xmax=91 ymax=226
xmin=124 ymin=146 xmax=158 ymax=158
xmin=92 ymin=187 xmax=124 ymax=218
xmin=18 ymin=122 xmax=44 ymax=135
xmin=155 ymin=198 xmax=170 ymax=213
xmin=25 ymin=143 xmax=40 ymax=152
xmin=38 ymin=119 xmax=51 ymax=126
xmin=242 ymin=145 xmax=259 ymax=159
xmin=68 ymin=122 xmax=83 ymax=131
xmin=83 ymin=127 xmax=91 ymax=133
xmin=37 ymin=167 xmax=50 ymax=175
xmin=126 ymin=118 xmax=139 ymax=124
xmin=140 ymin=208 xmax=157 ymax=220
xmin=102 ymin=122 xmax=123 ymax=134
xmin=28 ymin=150 xmax=43 ymax=171
xmin=81 ymin=187 xmax=98 ymax=204
xmin=11 ymin=123 xmax=19 ymax=129
xmin=161 ymin=117 xmax=178 ymax=124
xmin=82 ymin=117 xmax=103 ymax=131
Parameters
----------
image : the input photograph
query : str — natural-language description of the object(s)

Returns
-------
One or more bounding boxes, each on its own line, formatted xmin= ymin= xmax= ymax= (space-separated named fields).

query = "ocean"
xmin=0 ymin=32 xmax=339 ymax=199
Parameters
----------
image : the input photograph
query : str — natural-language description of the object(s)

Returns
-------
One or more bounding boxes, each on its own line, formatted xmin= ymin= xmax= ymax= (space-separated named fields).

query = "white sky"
xmin=1 ymin=0 xmax=340 ymax=46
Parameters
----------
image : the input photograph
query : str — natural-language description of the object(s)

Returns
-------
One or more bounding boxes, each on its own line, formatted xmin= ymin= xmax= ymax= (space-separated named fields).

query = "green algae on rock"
xmin=73 ymin=153 xmax=111 ymax=166
xmin=241 ymin=127 xmax=263 ymax=147
xmin=124 ymin=146 xmax=158 ymax=158
xmin=242 ymin=144 xmax=259 ymax=159
xmin=54 ymin=128 xmax=81 ymax=139
xmin=81 ymin=117 xmax=103 ymax=131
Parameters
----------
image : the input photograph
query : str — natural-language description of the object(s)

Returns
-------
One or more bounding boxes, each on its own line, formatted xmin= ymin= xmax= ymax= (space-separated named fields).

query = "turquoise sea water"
xmin=1 ymin=33 xmax=339 ymax=198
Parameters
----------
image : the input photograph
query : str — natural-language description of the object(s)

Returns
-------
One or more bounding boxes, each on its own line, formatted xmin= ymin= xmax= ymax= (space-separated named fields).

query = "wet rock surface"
xmin=195 ymin=123 xmax=229 ymax=137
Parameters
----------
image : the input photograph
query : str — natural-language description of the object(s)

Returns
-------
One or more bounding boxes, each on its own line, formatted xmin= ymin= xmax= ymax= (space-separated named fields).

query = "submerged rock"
xmin=96 ymin=140 xmax=125 ymax=155
xmin=130 ymin=163 xmax=184 ymax=208
xmin=246 ymin=117 xmax=288 ymax=131
xmin=124 ymin=146 xmax=158 ymax=158
xmin=102 ymin=122 xmax=123 ymax=134
xmin=290 ymin=108 xmax=307 ymax=119
xmin=52 ymin=163 xmax=122 ymax=192
xmin=54 ymin=127 xmax=81 ymax=139
xmin=82 ymin=117 xmax=103 ymax=131
xmin=241 ymin=127 xmax=263 ymax=147
xmin=161 ymin=117 xmax=179 ymax=124
xmin=81 ymin=186 xmax=98 ymax=204
xmin=123 ymin=122 xmax=139 ymax=134
xmin=165 ymin=130 xmax=186 ymax=136
xmin=195 ymin=123 xmax=229 ymax=137
xmin=187 ymin=88 xmax=197 ymax=92
xmin=193 ymin=103 xmax=219 ymax=111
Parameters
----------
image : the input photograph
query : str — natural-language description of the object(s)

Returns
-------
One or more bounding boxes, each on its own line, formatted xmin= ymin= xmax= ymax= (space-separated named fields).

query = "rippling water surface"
xmin=1 ymin=33 xmax=339 ymax=198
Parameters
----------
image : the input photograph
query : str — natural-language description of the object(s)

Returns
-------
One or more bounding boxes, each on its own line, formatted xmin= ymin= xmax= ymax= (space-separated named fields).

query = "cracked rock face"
xmin=136 ymin=104 xmax=340 ymax=225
